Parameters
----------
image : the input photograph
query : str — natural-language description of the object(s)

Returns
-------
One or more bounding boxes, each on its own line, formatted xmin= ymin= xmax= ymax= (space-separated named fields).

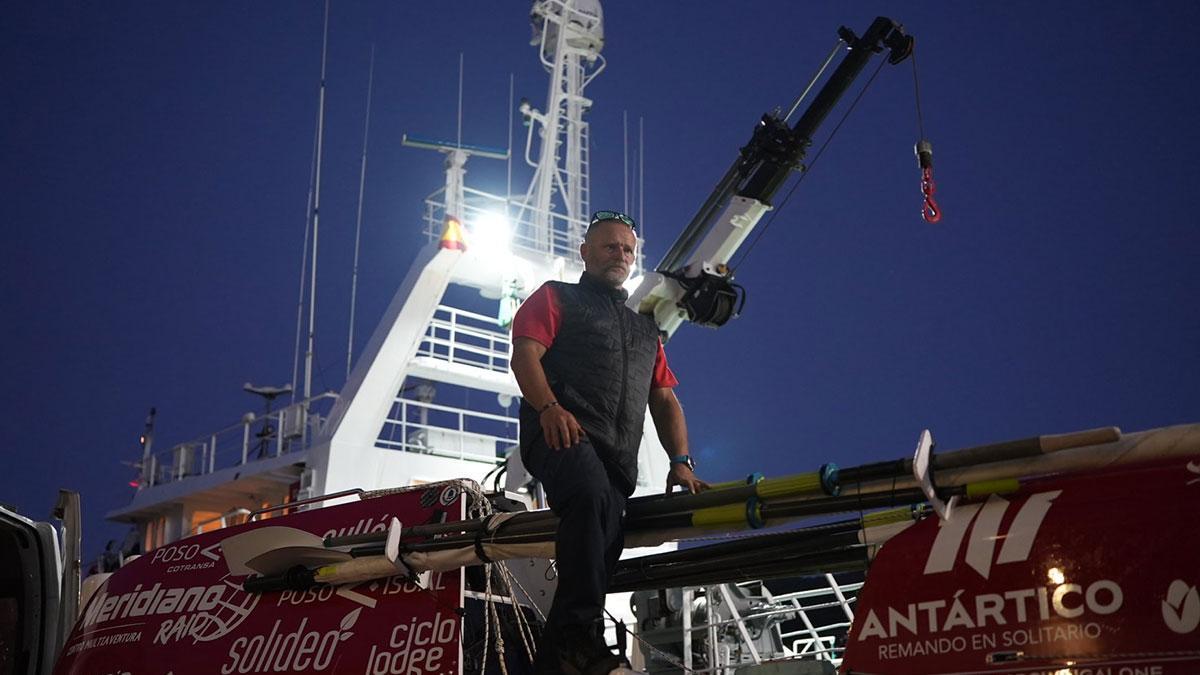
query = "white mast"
xmin=520 ymin=0 xmax=605 ymax=254
xmin=304 ymin=0 xmax=331 ymax=403
xmin=347 ymin=46 xmax=375 ymax=380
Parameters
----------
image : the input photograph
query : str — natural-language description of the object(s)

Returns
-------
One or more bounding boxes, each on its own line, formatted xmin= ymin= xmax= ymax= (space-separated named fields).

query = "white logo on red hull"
xmin=220 ymin=608 xmax=361 ymax=674
xmin=1162 ymin=579 xmax=1200 ymax=633
xmin=924 ymin=491 xmax=1061 ymax=579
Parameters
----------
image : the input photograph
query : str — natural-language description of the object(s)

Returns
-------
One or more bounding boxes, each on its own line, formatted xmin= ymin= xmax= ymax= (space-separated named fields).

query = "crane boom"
xmin=629 ymin=16 xmax=914 ymax=338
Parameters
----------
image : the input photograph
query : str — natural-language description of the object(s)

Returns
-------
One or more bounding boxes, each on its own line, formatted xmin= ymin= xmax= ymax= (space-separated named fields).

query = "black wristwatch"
xmin=669 ymin=455 xmax=695 ymax=471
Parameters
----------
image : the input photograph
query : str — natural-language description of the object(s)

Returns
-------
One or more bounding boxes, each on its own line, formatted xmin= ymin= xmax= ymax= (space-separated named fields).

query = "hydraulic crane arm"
xmin=628 ymin=16 xmax=913 ymax=339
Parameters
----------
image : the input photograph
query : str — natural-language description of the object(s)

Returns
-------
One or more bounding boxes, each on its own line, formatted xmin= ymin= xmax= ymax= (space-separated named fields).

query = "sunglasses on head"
xmin=588 ymin=210 xmax=637 ymax=232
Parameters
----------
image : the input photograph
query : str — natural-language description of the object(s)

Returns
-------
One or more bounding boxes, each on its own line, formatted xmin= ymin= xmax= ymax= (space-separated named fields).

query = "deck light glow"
xmin=472 ymin=211 xmax=512 ymax=254
xmin=1048 ymin=567 xmax=1065 ymax=585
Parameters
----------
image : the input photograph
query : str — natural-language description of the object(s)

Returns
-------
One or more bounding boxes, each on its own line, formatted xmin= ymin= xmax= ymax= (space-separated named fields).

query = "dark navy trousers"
xmin=522 ymin=437 xmax=627 ymax=632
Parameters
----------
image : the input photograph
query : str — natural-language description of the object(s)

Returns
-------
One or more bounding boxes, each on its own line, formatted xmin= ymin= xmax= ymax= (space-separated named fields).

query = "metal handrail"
xmin=191 ymin=507 xmax=251 ymax=535
xmin=139 ymin=392 xmax=338 ymax=489
xmin=390 ymin=397 xmax=518 ymax=424
xmin=250 ymin=488 xmax=364 ymax=520
xmin=420 ymin=340 xmax=509 ymax=373
xmin=667 ymin=577 xmax=860 ymax=672
xmin=420 ymin=187 xmax=645 ymax=271
xmin=415 ymin=305 xmax=515 ymax=377
xmin=378 ymin=397 xmax=516 ymax=464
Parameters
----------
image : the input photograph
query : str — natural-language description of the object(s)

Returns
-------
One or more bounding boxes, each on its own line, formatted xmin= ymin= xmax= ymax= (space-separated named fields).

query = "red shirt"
xmin=513 ymin=283 xmax=678 ymax=389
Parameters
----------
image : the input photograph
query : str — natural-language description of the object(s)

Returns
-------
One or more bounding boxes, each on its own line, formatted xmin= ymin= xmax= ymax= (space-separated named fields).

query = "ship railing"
xmin=376 ymin=397 xmax=516 ymax=465
xmin=421 ymin=185 xmax=583 ymax=259
xmin=417 ymin=304 xmax=512 ymax=374
xmin=773 ymin=576 xmax=862 ymax=666
xmin=421 ymin=186 xmax=645 ymax=270
xmin=661 ymin=577 xmax=861 ymax=672
xmin=139 ymin=392 xmax=338 ymax=489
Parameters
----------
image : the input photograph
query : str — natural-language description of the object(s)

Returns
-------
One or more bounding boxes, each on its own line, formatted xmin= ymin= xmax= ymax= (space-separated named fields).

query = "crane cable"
xmin=732 ymin=55 xmax=889 ymax=273
xmin=911 ymin=43 xmax=942 ymax=223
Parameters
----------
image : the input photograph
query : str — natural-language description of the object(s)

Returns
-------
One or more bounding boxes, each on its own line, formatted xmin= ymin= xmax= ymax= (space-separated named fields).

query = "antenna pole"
xmin=290 ymin=87 xmax=321 ymax=404
xmin=623 ymin=110 xmax=629 ymax=214
xmin=347 ymin=45 xmax=375 ymax=381
xmin=639 ymin=116 xmax=645 ymax=237
xmin=304 ymin=0 xmax=330 ymax=403
xmin=506 ymin=73 xmax=514 ymax=212
xmin=457 ymin=53 xmax=464 ymax=148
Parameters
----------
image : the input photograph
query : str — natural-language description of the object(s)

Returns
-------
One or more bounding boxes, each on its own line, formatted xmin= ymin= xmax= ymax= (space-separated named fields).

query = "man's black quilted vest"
xmin=519 ymin=272 xmax=660 ymax=495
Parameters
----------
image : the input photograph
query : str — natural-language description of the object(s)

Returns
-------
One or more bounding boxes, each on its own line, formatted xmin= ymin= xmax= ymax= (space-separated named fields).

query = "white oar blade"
xmin=219 ymin=526 xmax=327 ymax=575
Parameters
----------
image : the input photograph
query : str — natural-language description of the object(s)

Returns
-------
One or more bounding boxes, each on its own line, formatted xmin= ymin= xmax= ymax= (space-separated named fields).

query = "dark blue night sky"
xmin=3 ymin=2 xmax=1198 ymax=563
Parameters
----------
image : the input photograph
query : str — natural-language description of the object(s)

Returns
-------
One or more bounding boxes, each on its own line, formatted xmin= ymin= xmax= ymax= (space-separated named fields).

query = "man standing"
xmin=511 ymin=210 xmax=708 ymax=674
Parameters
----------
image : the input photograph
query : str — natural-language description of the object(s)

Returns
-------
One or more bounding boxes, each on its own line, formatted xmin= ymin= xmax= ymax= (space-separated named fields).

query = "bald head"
xmin=580 ymin=219 xmax=636 ymax=287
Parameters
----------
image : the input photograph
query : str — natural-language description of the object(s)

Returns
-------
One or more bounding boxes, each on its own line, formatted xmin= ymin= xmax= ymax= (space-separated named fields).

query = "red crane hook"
xmin=915 ymin=140 xmax=942 ymax=223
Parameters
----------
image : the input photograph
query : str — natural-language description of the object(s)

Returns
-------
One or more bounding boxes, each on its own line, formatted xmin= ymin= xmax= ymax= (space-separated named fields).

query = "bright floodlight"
xmin=472 ymin=211 xmax=512 ymax=254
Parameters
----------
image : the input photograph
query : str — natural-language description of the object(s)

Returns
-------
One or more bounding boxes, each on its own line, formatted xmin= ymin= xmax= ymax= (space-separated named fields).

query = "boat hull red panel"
xmin=56 ymin=485 xmax=466 ymax=675
xmin=843 ymin=456 xmax=1200 ymax=674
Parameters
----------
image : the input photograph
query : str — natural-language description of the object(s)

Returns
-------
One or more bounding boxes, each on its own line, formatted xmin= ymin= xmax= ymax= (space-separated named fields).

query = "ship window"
xmin=189 ymin=510 xmax=223 ymax=535
xmin=143 ymin=516 xmax=167 ymax=551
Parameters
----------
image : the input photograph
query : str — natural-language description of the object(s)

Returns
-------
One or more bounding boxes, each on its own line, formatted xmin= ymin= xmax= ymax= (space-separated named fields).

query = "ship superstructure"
xmin=108 ymin=0 xmax=668 ymax=555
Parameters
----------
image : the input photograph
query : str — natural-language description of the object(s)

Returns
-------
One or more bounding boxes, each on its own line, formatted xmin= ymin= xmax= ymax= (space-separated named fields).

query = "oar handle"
xmin=324 ymin=531 xmax=387 ymax=548
xmin=934 ymin=425 xmax=1120 ymax=470
xmin=1040 ymin=426 xmax=1120 ymax=452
